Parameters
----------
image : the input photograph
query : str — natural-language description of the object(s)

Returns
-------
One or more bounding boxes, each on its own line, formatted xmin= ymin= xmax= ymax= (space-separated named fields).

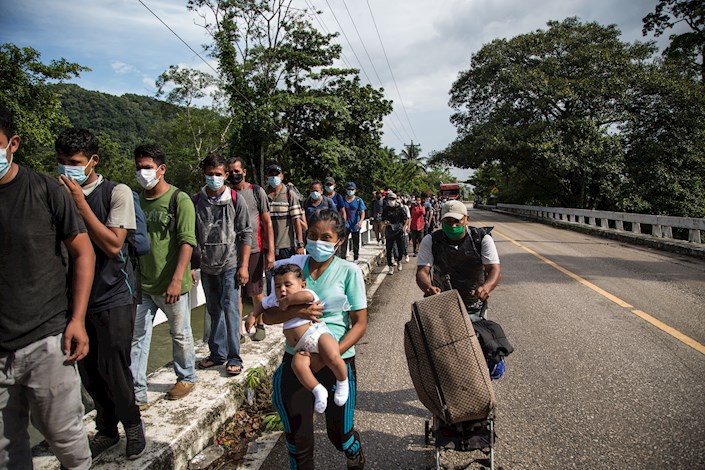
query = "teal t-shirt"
xmin=276 ymin=255 xmax=367 ymax=359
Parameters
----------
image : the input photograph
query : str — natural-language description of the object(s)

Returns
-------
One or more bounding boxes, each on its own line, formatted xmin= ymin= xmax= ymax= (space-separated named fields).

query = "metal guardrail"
xmin=496 ymin=204 xmax=705 ymax=243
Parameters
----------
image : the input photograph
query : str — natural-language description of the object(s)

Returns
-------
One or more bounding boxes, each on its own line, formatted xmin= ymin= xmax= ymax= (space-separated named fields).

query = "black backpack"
xmin=102 ymin=180 xmax=151 ymax=303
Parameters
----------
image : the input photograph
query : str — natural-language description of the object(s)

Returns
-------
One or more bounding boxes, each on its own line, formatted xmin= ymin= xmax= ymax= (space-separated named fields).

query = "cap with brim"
xmin=324 ymin=177 xmax=335 ymax=185
xmin=266 ymin=164 xmax=282 ymax=175
xmin=345 ymin=182 xmax=356 ymax=189
xmin=441 ymin=200 xmax=467 ymax=220
xmin=387 ymin=191 xmax=397 ymax=199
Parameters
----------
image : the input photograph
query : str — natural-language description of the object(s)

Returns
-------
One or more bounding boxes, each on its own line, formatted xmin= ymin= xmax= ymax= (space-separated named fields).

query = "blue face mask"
xmin=205 ymin=175 xmax=225 ymax=191
xmin=325 ymin=185 xmax=334 ymax=193
xmin=268 ymin=176 xmax=281 ymax=187
xmin=58 ymin=156 xmax=94 ymax=186
xmin=0 ymin=140 xmax=12 ymax=180
xmin=310 ymin=191 xmax=322 ymax=200
xmin=346 ymin=189 xmax=355 ymax=196
xmin=306 ymin=239 xmax=337 ymax=262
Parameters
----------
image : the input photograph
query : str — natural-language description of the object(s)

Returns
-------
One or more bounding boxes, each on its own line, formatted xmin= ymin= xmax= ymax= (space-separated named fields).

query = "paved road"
xmin=259 ymin=208 xmax=705 ymax=469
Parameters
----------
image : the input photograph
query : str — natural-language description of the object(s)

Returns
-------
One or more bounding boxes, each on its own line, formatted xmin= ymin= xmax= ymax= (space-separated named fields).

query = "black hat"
xmin=266 ymin=164 xmax=283 ymax=175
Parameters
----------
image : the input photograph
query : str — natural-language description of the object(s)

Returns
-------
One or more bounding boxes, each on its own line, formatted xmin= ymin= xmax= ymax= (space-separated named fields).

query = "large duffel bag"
xmin=404 ymin=290 xmax=496 ymax=424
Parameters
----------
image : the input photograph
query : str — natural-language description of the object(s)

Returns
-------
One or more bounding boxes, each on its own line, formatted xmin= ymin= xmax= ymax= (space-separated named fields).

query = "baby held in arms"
xmin=246 ymin=264 xmax=348 ymax=413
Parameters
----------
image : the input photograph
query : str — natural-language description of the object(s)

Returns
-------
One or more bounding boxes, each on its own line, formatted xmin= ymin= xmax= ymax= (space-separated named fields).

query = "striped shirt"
xmin=268 ymin=186 xmax=303 ymax=249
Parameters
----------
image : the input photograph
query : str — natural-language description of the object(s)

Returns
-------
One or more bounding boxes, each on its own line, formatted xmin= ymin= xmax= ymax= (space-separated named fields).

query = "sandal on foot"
xmin=198 ymin=358 xmax=222 ymax=369
xmin=226 ymin=364 xmax=243 ymax=376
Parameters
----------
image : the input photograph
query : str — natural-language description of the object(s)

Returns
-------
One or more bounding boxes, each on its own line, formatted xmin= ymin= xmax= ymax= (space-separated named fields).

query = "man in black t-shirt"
xmin=56 ymin=128 xmax=146 ymax=461
xmin=0 ymin=105 xmax=95 ymax=469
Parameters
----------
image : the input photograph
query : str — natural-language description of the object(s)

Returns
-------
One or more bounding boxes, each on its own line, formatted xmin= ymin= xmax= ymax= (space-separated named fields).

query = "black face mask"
xmin=228 ymin=173 xmax=244 ymax=185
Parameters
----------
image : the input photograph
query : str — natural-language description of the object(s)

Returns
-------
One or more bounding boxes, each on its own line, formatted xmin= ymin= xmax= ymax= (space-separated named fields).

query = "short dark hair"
xmin=310 ymin=179 xmax=322 ymax=188
xmin=0 ymin=104 xmax=15 ymax=139
xmin=272 ymin=263 xmax=304 ymax=280
xmin=55 ymin=128 xmax=99 ymax=157
xmin=201 ymin=153 xmax=227 ymax=172
xmin=134 ymin=144 xmax=166 ymax=166
xmin=308 ymin=208 xmax=346 ymax=240
xmin=227 ymin=156 xmax=247 ymax=171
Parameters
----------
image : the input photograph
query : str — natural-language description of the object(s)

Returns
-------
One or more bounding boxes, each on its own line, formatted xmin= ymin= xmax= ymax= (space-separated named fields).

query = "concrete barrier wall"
xmin=497 ymin=203 xmax=705 ymax=243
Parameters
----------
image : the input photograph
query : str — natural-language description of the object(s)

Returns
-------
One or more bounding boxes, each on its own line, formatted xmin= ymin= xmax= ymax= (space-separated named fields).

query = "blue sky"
xmin=4 ymin=0 xmax=667 ymax=181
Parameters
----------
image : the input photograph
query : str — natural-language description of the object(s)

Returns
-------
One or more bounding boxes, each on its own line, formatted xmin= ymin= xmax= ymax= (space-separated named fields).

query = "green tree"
xmin=436 ymin=18 xmax=655 ymax=209
xmin=643 ymin=0 xmax=705 ymax=81
xmin=0 ymin=44 xmax=89 ymax=166
xmin=187 ymin=0 xmax=391 ymax=190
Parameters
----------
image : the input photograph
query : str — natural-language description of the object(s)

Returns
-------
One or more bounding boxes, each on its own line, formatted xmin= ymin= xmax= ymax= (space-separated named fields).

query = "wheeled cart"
xmin=404 ymin=290 xmax=498 ymax=470
xmin=424 ymin=414 xmax=496 ymax=469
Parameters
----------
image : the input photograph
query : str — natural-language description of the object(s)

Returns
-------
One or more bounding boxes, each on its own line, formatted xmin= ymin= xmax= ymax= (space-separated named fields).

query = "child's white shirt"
xmin=262 ymin=288 xmax=320 ymax=330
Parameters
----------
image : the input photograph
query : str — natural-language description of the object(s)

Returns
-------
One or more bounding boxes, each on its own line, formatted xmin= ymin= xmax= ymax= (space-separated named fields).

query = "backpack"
xmin=102 ymin=180 xmax=150 ymax=302
xmin=191 ymin=188 xmax=239 ymax=267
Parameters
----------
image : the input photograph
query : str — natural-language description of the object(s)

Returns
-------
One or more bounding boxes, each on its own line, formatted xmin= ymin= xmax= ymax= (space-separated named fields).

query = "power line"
xmin=339 ymin=0 xmax=413 ymax=143
xmin=136 ymin=0 xmax=313 ymax=157
xmin=365 ymin=0 xmax=419 ymax=143
xmin=321 ymin=0 xmax=374 ymax=85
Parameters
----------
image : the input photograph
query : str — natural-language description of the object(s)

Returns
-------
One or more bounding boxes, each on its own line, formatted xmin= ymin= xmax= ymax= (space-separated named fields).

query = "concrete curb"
xmin=32 ymin=244 xmax=388 ymax=470
xmin=486 ymin=207 xmax=705 ymax=260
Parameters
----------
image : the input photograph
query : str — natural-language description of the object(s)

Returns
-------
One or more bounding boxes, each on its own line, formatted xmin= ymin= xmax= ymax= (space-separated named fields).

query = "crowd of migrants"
xmin=0 ymin=103 xmax=456 ymax=470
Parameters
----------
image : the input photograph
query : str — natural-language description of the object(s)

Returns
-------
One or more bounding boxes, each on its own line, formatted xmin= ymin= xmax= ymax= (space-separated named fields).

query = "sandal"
xmin=198 ymin=358 xmax=222 ymax=369
xmin=226 ymin=364 xmax=243 ymax=376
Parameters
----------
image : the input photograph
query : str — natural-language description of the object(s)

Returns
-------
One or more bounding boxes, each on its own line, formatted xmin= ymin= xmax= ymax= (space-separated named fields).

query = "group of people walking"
xmin=0 ymin=100 xmax=500 ymax=470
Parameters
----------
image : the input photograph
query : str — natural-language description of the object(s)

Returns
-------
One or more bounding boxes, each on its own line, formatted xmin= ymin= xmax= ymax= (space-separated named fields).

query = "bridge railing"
xmin=496 ymin=204 xmax=705 ymax=243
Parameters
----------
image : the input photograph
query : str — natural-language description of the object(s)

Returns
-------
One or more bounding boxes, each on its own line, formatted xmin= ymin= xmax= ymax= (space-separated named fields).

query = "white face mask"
xmin=136 ymin=168 xmax=160 ymax=190
xmin=0 ymin=140 xmax=13 ymax=180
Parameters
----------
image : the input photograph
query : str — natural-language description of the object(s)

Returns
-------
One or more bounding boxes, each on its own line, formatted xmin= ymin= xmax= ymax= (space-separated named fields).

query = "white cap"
xmin=440 ymin=200 xmax=467 ymax=220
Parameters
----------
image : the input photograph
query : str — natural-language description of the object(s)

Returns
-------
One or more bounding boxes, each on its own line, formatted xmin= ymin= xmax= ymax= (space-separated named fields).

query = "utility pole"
xmin=405 ymin=140 xmax=421 ymax=161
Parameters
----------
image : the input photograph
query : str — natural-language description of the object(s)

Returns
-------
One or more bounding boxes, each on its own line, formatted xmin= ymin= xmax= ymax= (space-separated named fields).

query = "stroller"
xmin=405 ymin=281 xmax=509 ymax=469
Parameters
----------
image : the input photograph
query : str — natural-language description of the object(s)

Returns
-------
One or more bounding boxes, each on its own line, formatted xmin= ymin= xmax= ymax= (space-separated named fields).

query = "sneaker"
xmin=387 ymin=266 xmax=394 ymax=275
xmin=405 ymin=255 xmax=410 ymax=263
xmin=125 ymin=421 xmax=147 ymax=460
xmin=397 ymin=263 xmax=402 ymax=272
xmin=89 ymin=432 xmax=119 ymax=459
xmin=253 ymin=324 xmax=266 ymax=341
xmin=166 ymin=381 xmax=194 ymax=400
xmin=347 ymin=447 xmax=365 ymax=469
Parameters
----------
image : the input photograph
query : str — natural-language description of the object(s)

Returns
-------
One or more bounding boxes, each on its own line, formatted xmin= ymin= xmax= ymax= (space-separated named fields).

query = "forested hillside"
xmin=51 ymin=83 xmax=180 ymax=155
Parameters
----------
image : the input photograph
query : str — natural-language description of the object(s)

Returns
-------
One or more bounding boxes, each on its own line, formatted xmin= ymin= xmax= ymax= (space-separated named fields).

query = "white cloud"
xmin=111 ymin=61 xmax=137 ymax=74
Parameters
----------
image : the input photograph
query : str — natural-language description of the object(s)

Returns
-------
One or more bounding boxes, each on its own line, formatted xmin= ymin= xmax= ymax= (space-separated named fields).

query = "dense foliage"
xmin=434 ymin=9 xmax=705 ymax=217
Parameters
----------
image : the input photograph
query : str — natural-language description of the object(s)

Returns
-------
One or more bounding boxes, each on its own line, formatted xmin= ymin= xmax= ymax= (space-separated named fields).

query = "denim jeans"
xmin=130 ymin=293 xmax=196 ymax=405
xmin=0 ymin=334 xmax=91 ymax=470
xmin=201 ymin=268 xmax=243 ymax=367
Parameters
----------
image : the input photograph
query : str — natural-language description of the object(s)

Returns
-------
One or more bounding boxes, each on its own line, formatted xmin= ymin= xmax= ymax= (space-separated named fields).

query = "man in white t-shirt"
xmin=415 ymin=200 xmax=500 ymax=321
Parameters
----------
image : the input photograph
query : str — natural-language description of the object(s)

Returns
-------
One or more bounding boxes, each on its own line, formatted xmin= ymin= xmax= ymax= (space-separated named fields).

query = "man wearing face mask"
xmin=340 ymin=182 xmax=366 ymax=261
xmin=322 ymin=177 xmax=347 ymax=221
xmin=193 ymin=154 xmax=252 ymax=375
xmin=303 ymin=180 xmax=338 ymax=228
xmin=266 ymin=164 xmax=305 ymax=260
xmin=131 ymin=144 xmax=198 ymax=404
xmin=0 ymin=105 xmax=95 ymax=469
xmin=370 ymin=191 xmax=385 ymax=245
xmin=55 ymin=128 xmax=147 ymax=461
xmin=227 ymin=157 xmax=274 ymax=342
xmin=415 ymin=200 xmax=501 ymax=321
xmin=381 ymin=192 xmax=407 ymax=275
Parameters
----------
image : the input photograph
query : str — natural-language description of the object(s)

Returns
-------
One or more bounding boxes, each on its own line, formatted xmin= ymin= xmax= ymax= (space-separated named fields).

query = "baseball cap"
xmin=440 ymin=200 xmax=467 ymax=220
xmin=266 ymin=164 xmax=282 ymax=175
xmin=387 ymin=191 xmax=397 ymax=199
xmin=324 ymin=177 xmax=335 ymax=185
xmin=345 ymin=182 xmax=357 ymax=189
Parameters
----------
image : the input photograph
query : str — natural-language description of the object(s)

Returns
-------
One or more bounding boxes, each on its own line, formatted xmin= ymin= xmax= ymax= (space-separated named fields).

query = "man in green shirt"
xmin=130 ymin=144 xmax=197 ymax=404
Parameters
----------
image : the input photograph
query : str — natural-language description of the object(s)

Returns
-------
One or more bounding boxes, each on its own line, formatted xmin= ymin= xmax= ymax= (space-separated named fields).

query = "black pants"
xmin=386 ymin=230 xmax=404 ymax=266
xmin=272 ymin=353 xmax=362 ymax=470
xmin=78 ymin=303 xmax=141 ymax=435
xmin=411 ymin=229 xmax=423 ymax=253
xmin=340 ymin=230 xmax=360 ymax=260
